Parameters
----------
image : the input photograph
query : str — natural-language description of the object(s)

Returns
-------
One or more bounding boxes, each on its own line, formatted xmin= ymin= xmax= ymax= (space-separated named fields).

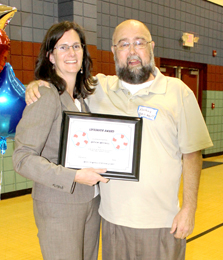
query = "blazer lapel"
xmin=60 ymin=90 xmax=90 ymax=113
xmin=60 ymin=91 xmax=79 ymax=112
xmin=78 ymin=98 xmax=90 ymax=112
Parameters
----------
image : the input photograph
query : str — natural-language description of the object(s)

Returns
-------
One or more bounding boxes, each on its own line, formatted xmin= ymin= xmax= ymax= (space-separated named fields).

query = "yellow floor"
xmin=185 ymin=155 xmax=223 ymax=260
xmin=0 ymin=156 xmax=223 ymax=259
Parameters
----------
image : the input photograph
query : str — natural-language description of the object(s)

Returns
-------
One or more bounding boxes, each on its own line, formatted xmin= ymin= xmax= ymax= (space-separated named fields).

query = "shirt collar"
xmin=110 ymin=67 xmax=167 ymax=95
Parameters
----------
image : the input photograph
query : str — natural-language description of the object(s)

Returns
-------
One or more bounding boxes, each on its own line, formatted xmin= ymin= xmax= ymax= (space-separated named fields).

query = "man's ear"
xmin=151 ymin=41 xmax=155 ymax=50
xmin=111 ymin=46 xmax=115 ymax=55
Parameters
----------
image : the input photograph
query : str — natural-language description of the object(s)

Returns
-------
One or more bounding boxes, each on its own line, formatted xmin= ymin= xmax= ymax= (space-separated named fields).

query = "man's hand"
xmin=170 ymin=207 xmax=195 ymax=239
xmin=25 ymin=80 xmax=50 ymax=105
xmin=75 ymin=168 xmax=109 ymax=186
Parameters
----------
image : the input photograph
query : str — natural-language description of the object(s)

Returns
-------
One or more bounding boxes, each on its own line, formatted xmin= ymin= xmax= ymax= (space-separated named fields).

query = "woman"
xmin=13 ymin=21 xmax=108 ymax=260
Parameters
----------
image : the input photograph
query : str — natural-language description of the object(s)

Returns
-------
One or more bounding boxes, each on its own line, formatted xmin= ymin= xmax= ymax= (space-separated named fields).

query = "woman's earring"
xmin=80 ymin=67 xmax=83 ymax=74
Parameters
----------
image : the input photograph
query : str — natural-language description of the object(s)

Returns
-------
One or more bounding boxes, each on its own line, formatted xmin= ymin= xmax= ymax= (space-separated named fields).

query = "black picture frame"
xmin=58 ymin=111 xmax=142 ymax=181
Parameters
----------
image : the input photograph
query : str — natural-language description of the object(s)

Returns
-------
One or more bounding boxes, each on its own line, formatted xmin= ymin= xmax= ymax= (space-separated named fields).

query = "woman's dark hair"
xmin=35 ymin=21 xmax=97 ymax=99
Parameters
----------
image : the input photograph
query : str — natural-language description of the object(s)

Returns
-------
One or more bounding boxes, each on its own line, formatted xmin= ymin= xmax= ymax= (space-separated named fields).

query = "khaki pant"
xmin=102 ymin=218 xmax=186 ymax=260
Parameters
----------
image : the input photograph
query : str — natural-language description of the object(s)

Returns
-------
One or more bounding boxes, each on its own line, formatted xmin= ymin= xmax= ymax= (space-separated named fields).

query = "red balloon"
xmin=0 ymin=29 xmax=10 ymax=72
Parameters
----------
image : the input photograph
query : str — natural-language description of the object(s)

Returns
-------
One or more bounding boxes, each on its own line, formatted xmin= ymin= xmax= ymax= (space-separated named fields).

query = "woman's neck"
xmin=65 ymin=75 xmax=77 ymax=100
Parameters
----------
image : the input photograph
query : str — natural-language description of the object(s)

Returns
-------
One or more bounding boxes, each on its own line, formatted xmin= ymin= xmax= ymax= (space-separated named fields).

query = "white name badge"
xmin=137 ymin=105 xmax=158 ymax=120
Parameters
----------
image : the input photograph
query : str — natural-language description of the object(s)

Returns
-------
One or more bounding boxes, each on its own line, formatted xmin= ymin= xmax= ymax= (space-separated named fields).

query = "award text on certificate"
xmin=64 ymin=118 xmax=135 ymax=173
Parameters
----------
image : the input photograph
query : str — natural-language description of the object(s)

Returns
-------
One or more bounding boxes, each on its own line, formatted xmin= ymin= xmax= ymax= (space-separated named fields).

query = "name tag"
xmin=138 ymin=106 xmax=158 ymax=120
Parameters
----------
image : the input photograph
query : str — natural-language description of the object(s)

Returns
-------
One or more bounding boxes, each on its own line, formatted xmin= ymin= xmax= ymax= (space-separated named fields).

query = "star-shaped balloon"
xmin=0 ymin=63 xmax=26 ymax=154
xmin=0 ymin=4 xmax=24 ymax=155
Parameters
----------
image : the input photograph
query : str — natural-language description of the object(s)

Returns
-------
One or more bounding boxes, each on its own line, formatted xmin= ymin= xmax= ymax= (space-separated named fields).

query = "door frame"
xmin=160 ymin=58 xmax=206 ymax=108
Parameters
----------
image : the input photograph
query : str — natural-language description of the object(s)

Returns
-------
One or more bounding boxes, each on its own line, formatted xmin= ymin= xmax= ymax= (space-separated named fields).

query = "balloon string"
xmin=0 ymin=137 xmax=6 ymax=201
xmin=0 ymin=153 xmax=3 ymax=200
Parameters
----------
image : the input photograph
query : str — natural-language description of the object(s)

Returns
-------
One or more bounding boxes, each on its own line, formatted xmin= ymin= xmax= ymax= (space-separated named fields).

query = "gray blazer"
xmin=13 ymin=85 xmax=94 ymax=204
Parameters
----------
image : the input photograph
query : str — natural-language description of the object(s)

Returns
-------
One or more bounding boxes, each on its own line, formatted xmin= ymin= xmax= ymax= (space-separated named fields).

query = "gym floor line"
xmin=0 ymin=155 xmax=223 ymax=259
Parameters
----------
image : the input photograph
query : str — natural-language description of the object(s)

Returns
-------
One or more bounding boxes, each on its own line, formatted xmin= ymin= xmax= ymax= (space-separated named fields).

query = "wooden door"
xmin=181 ymin=69 xmax=199 ymax=99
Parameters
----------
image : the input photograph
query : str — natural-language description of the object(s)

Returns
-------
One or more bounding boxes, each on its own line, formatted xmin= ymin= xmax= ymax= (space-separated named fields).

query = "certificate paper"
xmin=59 ymin=112 xmax=142 ymax=181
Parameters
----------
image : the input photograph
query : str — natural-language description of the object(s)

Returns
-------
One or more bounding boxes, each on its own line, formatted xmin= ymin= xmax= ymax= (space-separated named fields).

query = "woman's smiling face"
xmin=49 ymin=29 xmax=83 ymax=80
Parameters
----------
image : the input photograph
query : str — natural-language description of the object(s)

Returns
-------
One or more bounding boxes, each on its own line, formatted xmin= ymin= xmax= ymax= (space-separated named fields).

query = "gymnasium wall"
xmin=1 ymin=0 xmax=223 ymax=196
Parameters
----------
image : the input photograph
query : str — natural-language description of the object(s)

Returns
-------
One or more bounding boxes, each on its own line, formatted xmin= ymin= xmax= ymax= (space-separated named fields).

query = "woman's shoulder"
xmin=27 ymin=83 xmax=61 ymax=113
xmin=38 ymin=83 xmax=59 ymax=94
xmin=37 ymin=83 xmax=60 ymax=101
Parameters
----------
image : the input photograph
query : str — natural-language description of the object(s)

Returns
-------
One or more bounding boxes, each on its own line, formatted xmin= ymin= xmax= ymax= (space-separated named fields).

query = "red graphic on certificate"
xmin=112 ymin=133 xmax=129 ymax=150
xmin=72 ymin=131 xmax=89 ymax=148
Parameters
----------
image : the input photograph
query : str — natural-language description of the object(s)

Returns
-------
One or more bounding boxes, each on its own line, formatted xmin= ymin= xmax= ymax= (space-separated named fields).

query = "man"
xmin=26 ymin=20 xmax=213 ymax=260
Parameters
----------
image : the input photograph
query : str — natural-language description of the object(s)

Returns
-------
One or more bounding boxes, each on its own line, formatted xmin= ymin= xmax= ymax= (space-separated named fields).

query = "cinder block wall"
xmin=202 ymin=65 xmax=223 ymax=155
xmin=1 ymin=0 xmax=223 ymax=195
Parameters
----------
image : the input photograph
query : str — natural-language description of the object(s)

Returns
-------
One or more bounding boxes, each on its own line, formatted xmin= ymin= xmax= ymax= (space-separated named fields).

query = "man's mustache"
xmin=127 ymin=55 xmax=142 ymax=65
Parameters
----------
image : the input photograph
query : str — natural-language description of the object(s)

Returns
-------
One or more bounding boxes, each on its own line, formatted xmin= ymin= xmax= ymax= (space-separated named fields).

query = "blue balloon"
xmin=0 ymin=136 xmax=7 ymax=155
xmin=0 ymin=62 xmax=26 ymax=154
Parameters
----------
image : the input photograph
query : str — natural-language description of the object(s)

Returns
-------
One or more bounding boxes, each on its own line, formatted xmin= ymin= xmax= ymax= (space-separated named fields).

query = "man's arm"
xmin=25 ymin=80 xmax=49 ymax=105
xmin=170 ymin=150 xmax=202 ymax=239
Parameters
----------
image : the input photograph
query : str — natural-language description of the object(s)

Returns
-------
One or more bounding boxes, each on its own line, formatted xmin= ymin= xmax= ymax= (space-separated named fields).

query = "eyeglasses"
xmin=113 ymin=39 xmax=152 ymax=51
xmin=54 ymin=43 xmax=84 ymax=53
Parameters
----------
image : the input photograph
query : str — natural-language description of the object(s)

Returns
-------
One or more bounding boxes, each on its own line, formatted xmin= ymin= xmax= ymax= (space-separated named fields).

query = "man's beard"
xmin=114 ymin=50 xmax=155 ymax=84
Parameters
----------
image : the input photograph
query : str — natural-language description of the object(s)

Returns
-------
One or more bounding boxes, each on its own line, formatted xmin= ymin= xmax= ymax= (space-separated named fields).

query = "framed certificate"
xmin=58 ymin=112 xmax=142 ymax=181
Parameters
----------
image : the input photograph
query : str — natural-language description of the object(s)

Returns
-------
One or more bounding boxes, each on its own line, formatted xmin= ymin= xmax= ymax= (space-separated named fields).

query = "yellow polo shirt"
xmin=88 ymin=68 xmax=213 ymax=228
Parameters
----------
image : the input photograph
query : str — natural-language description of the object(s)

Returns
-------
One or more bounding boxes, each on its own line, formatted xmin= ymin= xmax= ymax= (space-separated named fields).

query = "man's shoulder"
xmin=164 ymin=75 xmax=193 ymax=95
xmin=96 ymin=73 xmax=119 ymax=85
xmin=94 ymin=73 xmax=120 ymax=94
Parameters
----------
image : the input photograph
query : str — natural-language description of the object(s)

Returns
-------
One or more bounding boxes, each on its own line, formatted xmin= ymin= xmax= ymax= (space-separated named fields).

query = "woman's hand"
xmin=75 ymin=168 xmax=109 ymax=186
xmin=25 ymin=80 xmax=50 ymax=105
